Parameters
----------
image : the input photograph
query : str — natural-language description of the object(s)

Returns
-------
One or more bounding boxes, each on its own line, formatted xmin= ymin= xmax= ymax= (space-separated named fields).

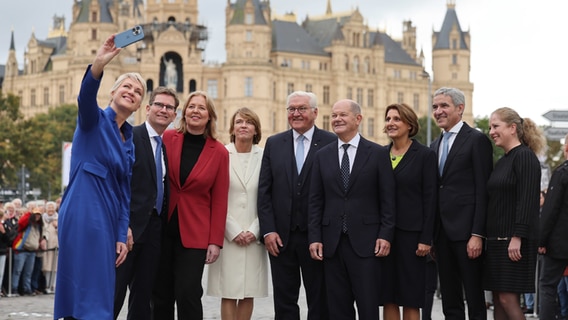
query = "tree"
xmin=0 ymin=90 xmax=23 ymax=196
xmin=415 ymin=116 xmax=440 ymax=146
xmin=1 ymin=100 xmax=77 ymax=201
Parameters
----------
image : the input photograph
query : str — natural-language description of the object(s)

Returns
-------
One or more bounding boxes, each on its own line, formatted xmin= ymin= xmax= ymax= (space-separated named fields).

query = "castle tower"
xmin=431 ymin=0 xmax=474 ymax=124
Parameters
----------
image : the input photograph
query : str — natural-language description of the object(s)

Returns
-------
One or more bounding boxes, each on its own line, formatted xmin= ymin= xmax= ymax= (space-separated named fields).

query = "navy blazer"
xmin=308 ymin=137 xmax=396 ymax=258
xmin=430 ymin=122 xmax=493 ymax=242
xmin=129 ymin=124 xmax=169 ymax=242
xmin=389 ymin=139 xmax=438 ymax=245
xmin=258 ymin=127 xmax=336 ymax=250
xmin=539 ymin=161 xmax=568 ymax=259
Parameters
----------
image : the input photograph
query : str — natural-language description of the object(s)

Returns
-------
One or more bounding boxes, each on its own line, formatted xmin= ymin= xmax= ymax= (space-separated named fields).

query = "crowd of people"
xmin=0 ymin=198 xmax=60 ymax=297
xmin=2 ymin=33 xmax=568 ymax=320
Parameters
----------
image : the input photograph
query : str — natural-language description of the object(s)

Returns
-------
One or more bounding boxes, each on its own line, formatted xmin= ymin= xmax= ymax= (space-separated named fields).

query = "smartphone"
xmin=114 ymin=26 xmax=144 ymax=48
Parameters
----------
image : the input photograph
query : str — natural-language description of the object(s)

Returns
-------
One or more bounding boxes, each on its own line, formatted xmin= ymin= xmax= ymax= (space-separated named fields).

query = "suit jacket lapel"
xmin=345 ymin=138 xmax=372 ymax=193
xmin=393 ymin=140 xmax=418 ymax=174
xmin=444 ymin=123 xmax=471 ymax=171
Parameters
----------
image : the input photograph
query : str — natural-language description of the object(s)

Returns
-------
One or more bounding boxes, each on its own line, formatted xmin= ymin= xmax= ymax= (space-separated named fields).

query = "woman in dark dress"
xmin=484 ymin=107 xmax=545 ymax=319
xmin=381 ymin=103 xmax=438 ymax=320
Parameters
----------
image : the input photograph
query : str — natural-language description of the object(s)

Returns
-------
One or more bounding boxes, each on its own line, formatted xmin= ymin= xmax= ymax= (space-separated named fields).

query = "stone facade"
xmin=1 ymin=0 xmax=473 ymax=145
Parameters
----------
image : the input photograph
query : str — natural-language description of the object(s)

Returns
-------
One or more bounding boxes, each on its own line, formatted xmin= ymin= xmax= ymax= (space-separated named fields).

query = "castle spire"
xmin=10 ymin=27 xmax=15 ymax=50
xmin=326 ymin=0 xmax=332 ymax=15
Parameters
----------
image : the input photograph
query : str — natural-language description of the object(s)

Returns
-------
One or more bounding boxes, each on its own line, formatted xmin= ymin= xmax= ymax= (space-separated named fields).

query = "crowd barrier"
xmin=3 ymin=247 xmax=58 ymax=297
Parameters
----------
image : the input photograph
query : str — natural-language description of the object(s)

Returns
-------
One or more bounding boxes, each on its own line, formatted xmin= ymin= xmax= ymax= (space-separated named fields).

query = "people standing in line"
xmin=258 ymin=91 xmax=335 ymax=320
xmin=54 ymin=33 xmax=146 ymax=320
xmin=308 ymin=99 xmax=396 ymax=319
xmin=539 ymin=134 xmax=568 ymax=320
xmin=152 ymin=90 xmax=229 ymax=320
xmin=483 ymin=107 xmax=543 ymax=319
xmin=430 ymin=87 xmax=493 ymax=320
xmin=41 ymin=201 xmax=58 ymax=294
xmin=381 ymin=103 xmax=437 ymax=320
xmin=113 ymin=86 xmax=178 ymax=320
xmin=207 ymin=108 xmax=268 ymax=320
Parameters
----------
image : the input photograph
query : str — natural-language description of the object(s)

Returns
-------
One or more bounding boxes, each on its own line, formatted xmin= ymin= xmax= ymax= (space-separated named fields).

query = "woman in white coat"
xmin=207 ymin=107 xmax=268 ymax=320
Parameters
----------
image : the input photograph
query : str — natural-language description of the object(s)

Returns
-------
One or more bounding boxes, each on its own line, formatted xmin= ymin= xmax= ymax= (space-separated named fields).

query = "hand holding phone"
xmin=114 ymin=26 xmax=144 ymax=48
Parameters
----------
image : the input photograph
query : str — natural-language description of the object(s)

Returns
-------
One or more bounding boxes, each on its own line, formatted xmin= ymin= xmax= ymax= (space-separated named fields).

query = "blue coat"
xmin=54 ymin=66 xmax=133 ymax=320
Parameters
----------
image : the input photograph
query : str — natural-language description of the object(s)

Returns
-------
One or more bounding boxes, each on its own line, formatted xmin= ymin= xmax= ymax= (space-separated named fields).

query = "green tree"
xmin=415 ymin=116 xmax=440 ymax=146
xmin=474 ymin=116 xmax=504 ymax=164
xmin=2 ymin=102 xmax=77 ymax=200
xmin=0 ymin=90 xmax=23 ymax=195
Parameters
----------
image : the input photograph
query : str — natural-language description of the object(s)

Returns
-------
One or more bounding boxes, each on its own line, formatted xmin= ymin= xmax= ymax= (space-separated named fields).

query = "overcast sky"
xmin=1 ymin=0 xmax=566 ymax=126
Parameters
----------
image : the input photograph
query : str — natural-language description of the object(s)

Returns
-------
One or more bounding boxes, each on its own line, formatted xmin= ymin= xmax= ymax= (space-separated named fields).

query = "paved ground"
xmin=0 ymin=267 xmax=512 ymax=319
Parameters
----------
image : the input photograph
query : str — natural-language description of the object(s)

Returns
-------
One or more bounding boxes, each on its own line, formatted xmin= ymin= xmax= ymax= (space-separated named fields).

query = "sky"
xmin=1 ymin=0 xmax=567 ymax=126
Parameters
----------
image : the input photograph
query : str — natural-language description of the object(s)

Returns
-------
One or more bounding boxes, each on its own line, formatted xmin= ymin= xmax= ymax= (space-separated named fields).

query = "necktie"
xmin=341 ymin=144 xmax=350 ymax=191
xmin=154 ymin=136 xmax=164 ymax=213
xmin=295 ymin=135 xmax=305 ymax=174
xmin=341 ymin=144 xmax=350 ymax=233
xmin=439 ymin=132 xmax=451 ymax=175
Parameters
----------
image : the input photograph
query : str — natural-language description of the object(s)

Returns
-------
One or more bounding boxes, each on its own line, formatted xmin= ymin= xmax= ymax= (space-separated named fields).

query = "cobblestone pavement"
xmin=0 ymin=267 xmax=511 ymax=319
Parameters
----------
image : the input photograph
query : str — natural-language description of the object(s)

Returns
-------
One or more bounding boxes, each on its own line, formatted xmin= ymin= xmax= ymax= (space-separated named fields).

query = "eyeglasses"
xmin=152 ymin=101 xmax=176 ymax=112
xmin=286 ymin=107 xmax=311 ymax=114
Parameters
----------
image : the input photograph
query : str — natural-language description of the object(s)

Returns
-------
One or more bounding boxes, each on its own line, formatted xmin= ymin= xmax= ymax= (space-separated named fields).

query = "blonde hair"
xmin=109 ymin=72 xmax=147 ymax=104
xmin=492 ymin=107 xmax=546 ymax=155
xmin=176 ymin=91 xmax=219 ymax=139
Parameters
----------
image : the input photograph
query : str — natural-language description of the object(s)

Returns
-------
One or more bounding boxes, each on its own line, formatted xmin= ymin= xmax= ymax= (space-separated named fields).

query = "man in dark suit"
xmin=539 ymin=134 xmax=568 ymax=320
xmin=114 ymin=87 xmax=178 ymax=320
xmin=258 ymin=91 xmax=335 ymax=319
xmin=308 ymin=99 xmax=396 ymax=319
xmin=430 ymin=87 xmax=493 ymax=320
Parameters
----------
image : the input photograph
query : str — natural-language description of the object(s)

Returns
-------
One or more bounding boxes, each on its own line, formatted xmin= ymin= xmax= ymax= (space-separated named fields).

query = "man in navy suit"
xmin=258 ymin=91 xmax=335 ymax=319
xmin=308 ymin=99 xmax=396 ymax=319
xmin=114 ymin=87 xmax=178 ymax=320
xmin=430 ymin=87 xmax=493 ymax=320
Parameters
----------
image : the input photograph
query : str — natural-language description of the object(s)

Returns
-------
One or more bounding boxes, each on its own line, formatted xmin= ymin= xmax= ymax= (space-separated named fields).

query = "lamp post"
xmin=422 ymin=70 xmax=433 ymax=145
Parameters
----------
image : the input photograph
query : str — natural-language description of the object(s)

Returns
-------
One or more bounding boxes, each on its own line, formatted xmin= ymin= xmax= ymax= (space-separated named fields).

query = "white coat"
xmin=207 ymin=143 xmax=268 ymax=299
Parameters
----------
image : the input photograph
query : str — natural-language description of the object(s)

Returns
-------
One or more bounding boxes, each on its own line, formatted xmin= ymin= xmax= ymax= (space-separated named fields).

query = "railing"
xmin=3 ymin=247 xmax=59 ymax=297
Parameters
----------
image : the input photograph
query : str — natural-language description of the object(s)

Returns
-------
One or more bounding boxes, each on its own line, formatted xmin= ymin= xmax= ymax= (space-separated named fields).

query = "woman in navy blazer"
xmin=153 ymin=90 xmax=229 ymax=320
xmin=381 ymin=103 xmax=438 ymax=320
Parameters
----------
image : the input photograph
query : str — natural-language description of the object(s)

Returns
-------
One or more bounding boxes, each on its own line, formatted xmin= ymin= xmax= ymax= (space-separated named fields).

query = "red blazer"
xmin=163 ymin=130 xmax=229 ymax=249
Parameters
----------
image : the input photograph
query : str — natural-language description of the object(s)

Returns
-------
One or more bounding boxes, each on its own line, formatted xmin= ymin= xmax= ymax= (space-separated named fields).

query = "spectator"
xmin=430 ymin=87 xmax=493 ymax=320
xmin=1 ymin=202 xmax=18 ymax=295
xmin=11 ymin=207 xmax=47 ymax=296
xmin=0 ymin=209 xmax=9 ymax=296
xmin=381 ymin=103 xmax=437 ymax=320
xmin=54 ymin=33 xmax=146 ymax=319
xmin=42 ymin=201 xmax=58 ymax=294
xmin=207 ymin=107 xmax=268 ymax=319
xmin=484 ymin=107 xmax=543 ymax=319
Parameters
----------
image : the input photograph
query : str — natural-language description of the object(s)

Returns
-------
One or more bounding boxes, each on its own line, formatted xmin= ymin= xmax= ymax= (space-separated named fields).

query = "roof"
xmin=229 ymin=0 xmax=268 ymax=26
xmin=271 ymin=14 xmax=419 ymax=66
xmin=37 ymin=37 xmax=67 ymax=56
xmin=272 ymin=20 xmax=329 ymax=56
xmin=75 ymin=0 xmax=114 ymax=24
xmin=433 ymin=5 xmax=468 ymax=50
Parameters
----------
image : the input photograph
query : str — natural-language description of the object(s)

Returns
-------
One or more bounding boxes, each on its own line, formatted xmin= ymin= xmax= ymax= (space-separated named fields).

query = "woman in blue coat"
xmin=54 ymin=34 xmax=146 ymax=320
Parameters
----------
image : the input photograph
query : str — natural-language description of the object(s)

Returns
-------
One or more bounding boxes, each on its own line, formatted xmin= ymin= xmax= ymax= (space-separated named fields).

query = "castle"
xmin=0 ymin=0 xmax=472 ymax=145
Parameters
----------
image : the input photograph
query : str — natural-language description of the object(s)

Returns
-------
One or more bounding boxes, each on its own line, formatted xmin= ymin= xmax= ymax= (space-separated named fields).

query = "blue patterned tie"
xmin=439 ymin=132 xmax=451 ymax=175
xmin=295 ymin=135 xmax=305 ymax=174
xmin=154 ymin=136 xmax=164 ymax=213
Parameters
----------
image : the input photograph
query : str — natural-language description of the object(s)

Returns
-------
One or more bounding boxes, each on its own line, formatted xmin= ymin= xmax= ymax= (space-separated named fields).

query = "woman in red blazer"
xmin=153 ymin=90 xmax=229 ymax=320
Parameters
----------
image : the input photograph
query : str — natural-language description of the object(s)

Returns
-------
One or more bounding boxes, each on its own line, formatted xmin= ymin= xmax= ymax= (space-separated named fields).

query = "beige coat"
xmin=42 ymin=216 xmax=58 ymax=272
xmin=207 ymin=143 xmax=268 ymax=299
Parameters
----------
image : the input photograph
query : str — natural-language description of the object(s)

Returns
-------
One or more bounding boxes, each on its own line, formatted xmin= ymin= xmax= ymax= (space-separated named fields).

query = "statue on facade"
xmin=163 ymin=56 xmax=178 ymax=90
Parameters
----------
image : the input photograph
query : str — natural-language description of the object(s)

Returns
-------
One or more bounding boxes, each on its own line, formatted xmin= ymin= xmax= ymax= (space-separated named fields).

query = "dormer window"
xmin=245 ymin=13 xmax=253 ymax=25
xmin=91 ymin=11 xmax=97 ymax=22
